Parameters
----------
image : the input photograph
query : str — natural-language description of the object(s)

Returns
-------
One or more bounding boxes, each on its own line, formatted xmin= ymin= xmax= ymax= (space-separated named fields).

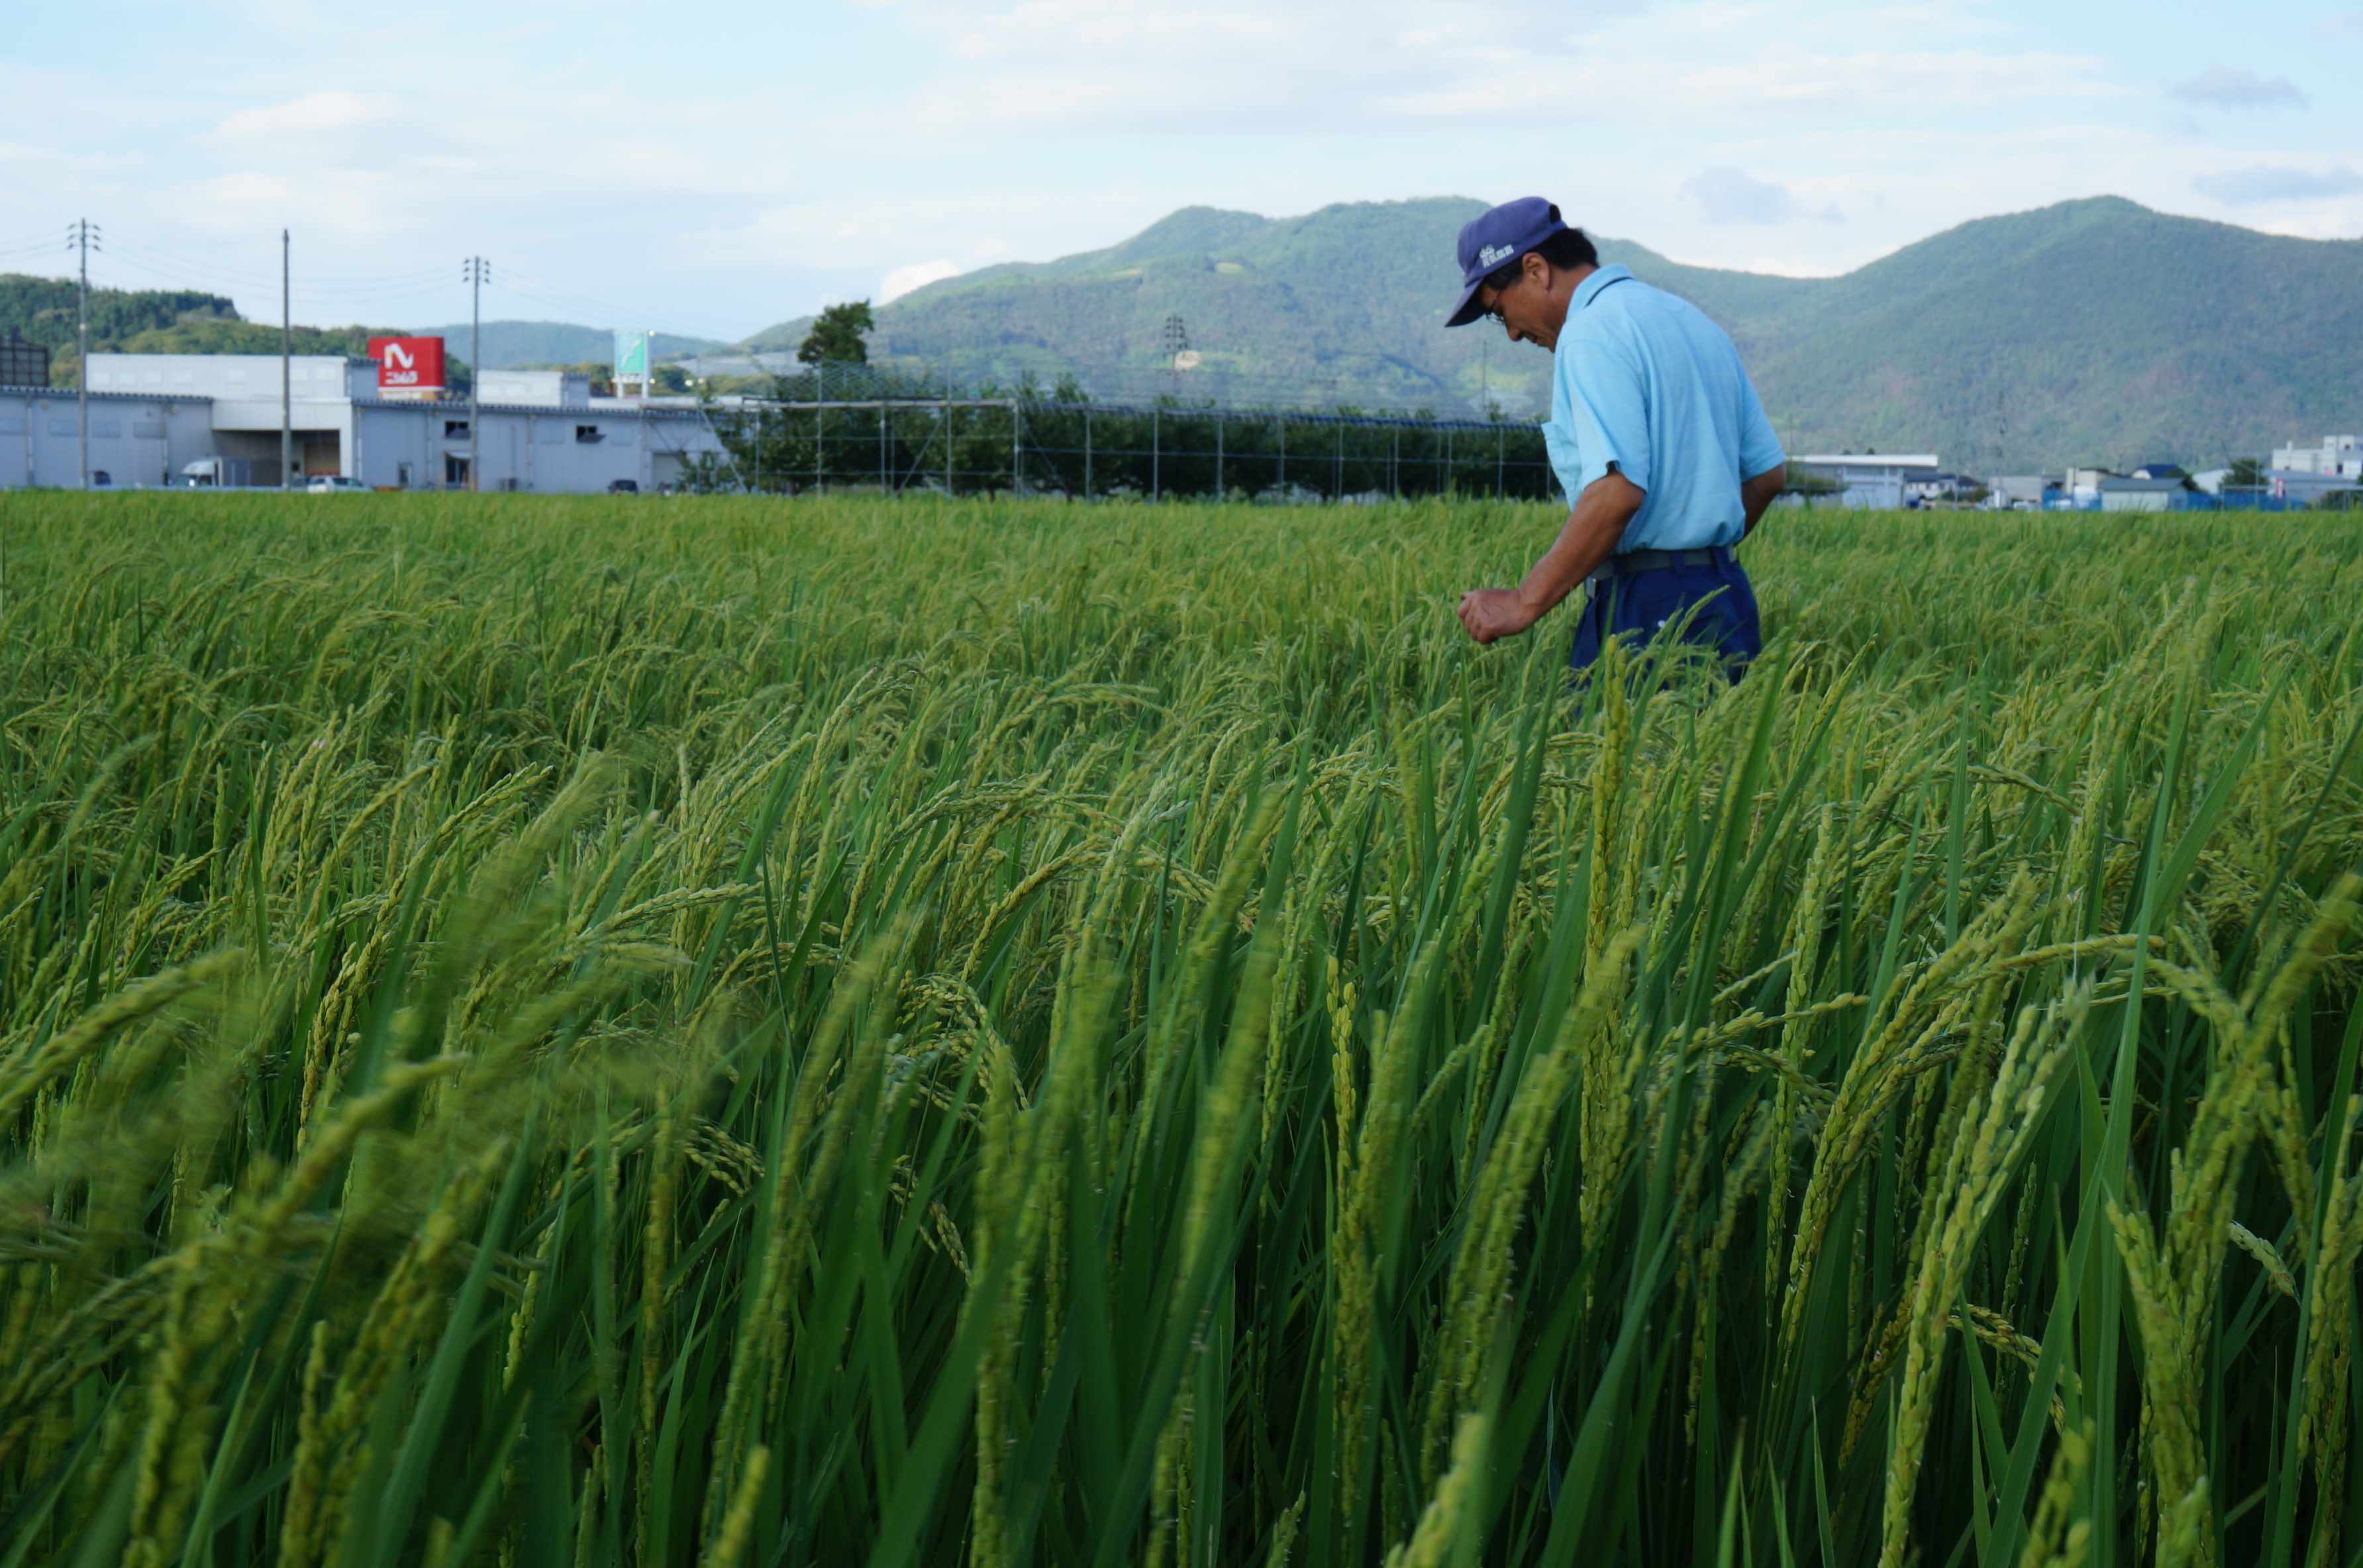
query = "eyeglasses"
xmin=1482 ymin=268 xmax=1528 ymax=324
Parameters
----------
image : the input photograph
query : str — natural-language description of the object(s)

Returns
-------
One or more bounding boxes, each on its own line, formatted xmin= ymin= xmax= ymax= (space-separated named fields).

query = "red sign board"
xmin=368 ymin=336 xmax=445 ymax=395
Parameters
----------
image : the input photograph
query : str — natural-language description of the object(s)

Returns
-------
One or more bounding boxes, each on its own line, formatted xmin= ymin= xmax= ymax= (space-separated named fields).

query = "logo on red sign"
xmin=368 ymin=336 xmax=446 ymax=394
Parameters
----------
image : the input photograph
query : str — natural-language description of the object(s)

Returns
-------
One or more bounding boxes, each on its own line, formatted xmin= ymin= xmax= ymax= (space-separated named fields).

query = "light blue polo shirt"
xmin=1542 ymin=265 xmax=1786 ymax=552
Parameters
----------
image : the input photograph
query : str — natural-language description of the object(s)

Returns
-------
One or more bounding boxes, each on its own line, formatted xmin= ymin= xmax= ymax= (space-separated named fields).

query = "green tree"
xmin=2225 ymin=456 xmax=2264 ymax=489
xmin=798 ymin=301 xmax=874 ymax=366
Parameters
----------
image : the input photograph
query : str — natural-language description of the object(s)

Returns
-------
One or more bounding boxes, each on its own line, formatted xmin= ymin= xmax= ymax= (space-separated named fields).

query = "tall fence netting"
xmin=686 ymin=362 xmax=1560 ymax=504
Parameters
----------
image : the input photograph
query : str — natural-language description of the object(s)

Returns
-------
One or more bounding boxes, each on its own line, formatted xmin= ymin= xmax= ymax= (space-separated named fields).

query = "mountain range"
xmin=12 ymin=195 xmax=2359 ymax=472
xmin=737 ymin=196 xmax=2363 ymax=473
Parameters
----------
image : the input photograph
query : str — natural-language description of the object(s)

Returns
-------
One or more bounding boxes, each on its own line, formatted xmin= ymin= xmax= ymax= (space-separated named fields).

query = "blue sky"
xmin=4 ymin=0 xmax=2358 ymax=341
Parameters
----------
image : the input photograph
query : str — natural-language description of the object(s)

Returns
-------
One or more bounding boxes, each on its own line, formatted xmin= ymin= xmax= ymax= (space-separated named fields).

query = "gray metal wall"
xmin=0 ymin=388 xmax=216 ymax=489
xmin=348 ymin=403 xmax=721 ymax=492
xmin=0 ymin=385 xmax=723 ymax=493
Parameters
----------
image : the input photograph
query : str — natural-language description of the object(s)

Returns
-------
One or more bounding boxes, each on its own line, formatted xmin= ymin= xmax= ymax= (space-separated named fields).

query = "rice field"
xmin=1 ymin=490 xmax=2359 ymax=1568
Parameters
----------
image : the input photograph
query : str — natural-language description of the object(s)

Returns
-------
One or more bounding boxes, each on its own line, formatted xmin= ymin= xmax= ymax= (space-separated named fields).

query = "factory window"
xmin=444 ymin=419 xmax=470 ymax=438
xmin=133 ymin=422 xmax=164 ymax=440
xmin=48 ymin=419 xmax=75 ymax=436
xmin=575 ymin=424 xmax=604 ymax=444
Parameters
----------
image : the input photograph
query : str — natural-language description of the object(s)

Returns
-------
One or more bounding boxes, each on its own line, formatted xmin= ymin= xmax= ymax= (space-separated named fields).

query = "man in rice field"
xmin=1447 ymin=197 xmax=1787 ymax=681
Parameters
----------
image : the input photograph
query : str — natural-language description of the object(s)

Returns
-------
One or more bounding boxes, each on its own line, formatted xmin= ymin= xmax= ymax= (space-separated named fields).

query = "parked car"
xmin=607 ymin=478 xmax=640 ymax=495
xmin=307 ymin=475 xmax=367 ymax=493
xmin=181 ymin=457 xmax=288 ymax=488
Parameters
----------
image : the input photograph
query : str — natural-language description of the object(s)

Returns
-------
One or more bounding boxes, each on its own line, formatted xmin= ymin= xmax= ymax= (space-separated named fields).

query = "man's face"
xmin=1478 ymin=254 xmax=1564 ymax=351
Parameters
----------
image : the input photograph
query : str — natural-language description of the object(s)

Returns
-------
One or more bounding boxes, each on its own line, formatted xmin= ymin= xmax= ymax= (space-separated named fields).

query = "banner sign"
xmin=614 ymin=330 xmax=650 ymax=379
xmin=368 ymin=336 xmax=446 ymax=395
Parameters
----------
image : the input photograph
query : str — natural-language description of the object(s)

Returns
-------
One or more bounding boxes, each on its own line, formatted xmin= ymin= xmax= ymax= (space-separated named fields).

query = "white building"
xmin=54 ymin=352 xmax=729 ymax=492
xmin=2270 ymin=435 xmax=2362 ymax=479
xmin=1791 ymin=453 xmax=1940 ymax=509
xmin=1986 ymin=475 xmax=2050 ymax=509
xmin=2061 ymin=466 xmax=2119 ymax=505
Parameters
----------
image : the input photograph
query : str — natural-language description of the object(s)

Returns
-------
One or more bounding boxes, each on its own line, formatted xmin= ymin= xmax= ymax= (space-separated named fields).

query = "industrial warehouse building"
xmin=1790 ymin=453 xmax=1941 ymax=509
xmin=1 ymin=352 xmax=729 ymax=492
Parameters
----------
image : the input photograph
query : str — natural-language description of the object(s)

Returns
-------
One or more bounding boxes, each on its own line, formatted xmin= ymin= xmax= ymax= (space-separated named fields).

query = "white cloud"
xmin=895 ymin=0 xmax=1643 ymax=132
xmin=690 ymin=189 xmax=1122 ymax=268
xmin=1682 ymin=168 xmax=1843 ymax=226
xmin=2168 ymin=67 xmax=2306 ymax=111
xmin=2192 ymin=165 xmax=2363 ymax=205
xmin=880 ymin=259 xmax=960 ymax=302
xmin=216 ymin=91 xmax=398 ymax=138
xmin=157 ymin=168 xmax=429 ymax=244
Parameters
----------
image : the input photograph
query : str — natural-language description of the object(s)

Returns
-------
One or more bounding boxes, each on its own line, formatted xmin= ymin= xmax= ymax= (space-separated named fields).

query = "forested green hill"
xmin=744 ymin=196 xmax=2363 ymax=469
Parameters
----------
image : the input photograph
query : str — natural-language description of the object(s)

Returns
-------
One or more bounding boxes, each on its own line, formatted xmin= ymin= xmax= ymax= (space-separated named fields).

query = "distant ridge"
xmin=0 ymin=275 xmax=725 ymax=385
xmin=739 ymin=195 xmax=2363 ymax=470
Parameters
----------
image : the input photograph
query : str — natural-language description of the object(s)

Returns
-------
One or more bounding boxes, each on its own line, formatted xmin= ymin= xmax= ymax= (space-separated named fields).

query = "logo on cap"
xmin=1478 ymin=243 xmax=1515 ymax=268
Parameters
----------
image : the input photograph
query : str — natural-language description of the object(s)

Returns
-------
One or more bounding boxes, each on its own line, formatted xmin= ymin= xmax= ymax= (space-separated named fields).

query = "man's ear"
xmin=1525 ymin=251 xmax=1553 ymax=291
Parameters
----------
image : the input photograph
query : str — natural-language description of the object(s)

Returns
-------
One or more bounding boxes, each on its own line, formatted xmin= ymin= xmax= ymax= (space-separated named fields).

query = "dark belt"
xmin=1585 ymin=544 xmax=1734 ymax=584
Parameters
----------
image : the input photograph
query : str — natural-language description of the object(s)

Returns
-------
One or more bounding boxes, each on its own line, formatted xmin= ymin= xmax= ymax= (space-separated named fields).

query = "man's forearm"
xmin=1740 ymin=463 xmax=1785 ymax=538
xmin=1516 ymin=472 xmax=1646 ymax=618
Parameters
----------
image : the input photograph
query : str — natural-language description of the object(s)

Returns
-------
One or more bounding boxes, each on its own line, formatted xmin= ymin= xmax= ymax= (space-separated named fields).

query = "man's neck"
xmin=1542 ymin=263 xmax=1596 ymax=345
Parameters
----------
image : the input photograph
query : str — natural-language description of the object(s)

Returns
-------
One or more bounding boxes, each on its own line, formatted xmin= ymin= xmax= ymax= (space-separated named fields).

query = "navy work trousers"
xmin=1566 ymin=554 xmax=1762 ymax=683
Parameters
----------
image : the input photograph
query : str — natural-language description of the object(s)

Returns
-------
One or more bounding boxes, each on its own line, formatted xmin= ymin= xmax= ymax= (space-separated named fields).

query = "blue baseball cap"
xmin=1444 ymin=197 xmax=1571 ymax=327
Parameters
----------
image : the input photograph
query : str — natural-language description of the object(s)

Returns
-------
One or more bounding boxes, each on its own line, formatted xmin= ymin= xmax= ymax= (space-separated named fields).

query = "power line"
xmin=94 ymin=248 xmax=458 ymax=310
xmin=104 ymin=236 xmax=451 ymax=293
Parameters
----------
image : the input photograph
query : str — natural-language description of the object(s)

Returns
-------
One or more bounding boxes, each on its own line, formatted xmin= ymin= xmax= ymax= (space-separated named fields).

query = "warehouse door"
xmin=444 ymin=454 xmax=470 ymax=488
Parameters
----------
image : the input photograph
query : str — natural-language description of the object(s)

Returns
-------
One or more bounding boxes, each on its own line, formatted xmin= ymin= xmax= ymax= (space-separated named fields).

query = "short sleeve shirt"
xmin=1542 ymin=265 xmax=1785 ymax=552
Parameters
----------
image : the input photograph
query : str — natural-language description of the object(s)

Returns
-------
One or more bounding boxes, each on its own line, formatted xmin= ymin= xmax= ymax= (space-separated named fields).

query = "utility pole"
xmin=68 ymin=219 xmax=99 ymax=489
xmin=462 ymin=257 xmax=490 ymax=491
xmin=1162 ymin=313 xmax=1188 ymax=399
xmin=281 ymin=229 xmax=293 ymax=489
